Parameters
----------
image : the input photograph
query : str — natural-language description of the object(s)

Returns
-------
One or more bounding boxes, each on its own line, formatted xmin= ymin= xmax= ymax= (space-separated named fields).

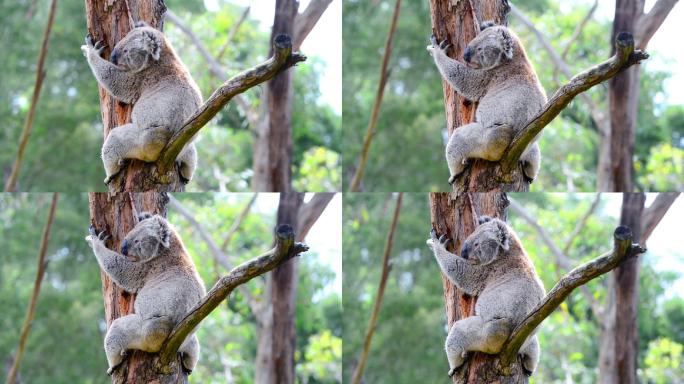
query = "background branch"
xmin=158 ymin=224 xmax=308 ymax=368
xmin=216 ymin=5 xmax=251 ymax=61
xmin=4 ymin=0 xmax=57 ymax=192
xmin=156 ymin=34 xmax=306 ymax=176
xmin=6 ymin=193 xmax=58 ymax=384
xmin=348 ymin=0 xmax=401 ymax=192
xmin=500 ymin=33 xmax=648 ymax=173
xmin=640 ymin=192 xmax=680 ymax=243
xmin=498 ymin=226 xmax=646 ymax=369
xmin=296 ymin=193 xmax=335 ymax=242
xmin=293 ymin=0 xmax=333 ymax=50
xmin=635 ymin=0 xmax=679 ymax=50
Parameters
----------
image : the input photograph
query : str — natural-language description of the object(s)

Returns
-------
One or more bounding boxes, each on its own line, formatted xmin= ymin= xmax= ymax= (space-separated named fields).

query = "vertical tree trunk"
xmin=271 ymin=192 xmax=304 ymax=384
xmin=429 ymin=0 xmax=528 ymax=193
xmin=252 ymin=0 xmax=298 ymax=192
xmin=607 ymin=0 xmax=643 ymax=192
xmin=89 ymin=192 xmax=189 ymax=383
xmin=429 ymin=192 xmax=528 ymax=383
xmin=85 ymin=0 xmax=185 ymax=193
xmin=428 ymin=0 xmax=531 ymax=382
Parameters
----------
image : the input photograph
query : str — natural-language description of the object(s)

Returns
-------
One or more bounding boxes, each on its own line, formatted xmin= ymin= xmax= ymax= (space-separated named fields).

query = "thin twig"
xmin=156 ymin=34 xmax=306 ymax=176
xmin=563 ymin=193 xmax=601 ymax=255
xmin=560 ymin=0 xmax=598 ymax=60
xmin=216 ymin=5 xmax=251 ymax=61
xmin=6 ymin=193 xmax=59 ymax=384
xmin=351 ymin=193 xmax=403 ymax=384
xmin=4 ymin=0 xmax=58 ymax=192
xmin=158 ymin=224 xmax=308 ymax=367
xmin=220 ymin=194 xmax=257 ymax=252
xmin=498 ymin=226 xmax=646 ymax=369
xmin=348 ymin=0 xmax=401 ymax=192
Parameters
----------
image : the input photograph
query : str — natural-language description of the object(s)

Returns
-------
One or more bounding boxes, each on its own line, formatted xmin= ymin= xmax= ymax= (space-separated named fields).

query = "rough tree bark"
xmin=88 ymin=192 xmax=181 ymax=383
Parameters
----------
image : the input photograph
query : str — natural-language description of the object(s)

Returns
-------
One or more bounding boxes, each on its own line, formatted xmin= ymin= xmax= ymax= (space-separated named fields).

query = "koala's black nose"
xmin=460 ymin=243 xmax=470 ymax=259
xmin=121 ymin=239 xmax=128 ymax=255
xmin=463 ymin=47 xmax=472 ymax=62
xmin=110 ymin=50 xmax=119 ymax=65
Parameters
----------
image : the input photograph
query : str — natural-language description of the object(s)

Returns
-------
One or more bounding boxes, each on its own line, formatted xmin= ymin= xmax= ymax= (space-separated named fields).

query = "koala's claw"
xmin=448 ymin=367 xmax=458 ymax=377
xmin=438 ymin=234 xmax=451 ymax=246
xmin=439 ymin=39 xmax=451 ymax=51
xmin=448 ymin=174 xmax=458 ymax=185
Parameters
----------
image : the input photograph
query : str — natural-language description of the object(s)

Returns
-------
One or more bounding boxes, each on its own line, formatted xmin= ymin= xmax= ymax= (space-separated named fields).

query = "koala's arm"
xmin=86 ymin=226 xmax=146 ymax=292
xmin=81 ymin=35 xmax=139 ymax=104
xmin=427 ymin=230 xmax=485 ymax=295
xmin=428 ymin=36 xmax=490 ymax=101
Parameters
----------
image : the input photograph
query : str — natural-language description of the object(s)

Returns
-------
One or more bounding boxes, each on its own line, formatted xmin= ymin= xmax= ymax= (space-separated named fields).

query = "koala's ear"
xmin=480 ymin=21 xmax=497 ymax=31
xmin=134 ymin=21 xmax=150 ymax=28
xmin=155 ymin=216 xmax=171 ymax=248
xmin=143 ymin=30 xmax=162 ymax=61
xmin=500 ymin=29 xmax=514 ymax=60
xmin=478 ymin=215 xmax=494 ymax=225
xmin=495 ymin=221 xmax=510 ymax=251
xmin=137 ymin=212 xmax=153 ymax=221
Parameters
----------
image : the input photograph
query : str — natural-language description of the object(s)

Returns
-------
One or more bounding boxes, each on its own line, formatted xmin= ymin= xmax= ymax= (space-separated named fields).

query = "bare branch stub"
xmin=157 ymin=224 xmax=308 ymax=369
xmin=156 ymin=34 xmax=306 ymax=178
xmin=498 ymin=33 xmax=648 ymax=176
xmin=497 ymin=225 xmax=646 ymax=371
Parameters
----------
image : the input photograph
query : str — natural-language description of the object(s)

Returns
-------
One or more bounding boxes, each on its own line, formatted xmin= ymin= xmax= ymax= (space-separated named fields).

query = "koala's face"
xmin=121 ymin=213 xmax=170 ymax=262
xmin=460 ymin=216 xmax=510 ymax=265
xmin=463 ymin=25 xmax=514 ymax=70
xmin=110 ymin=24 xmax=162 ymax=72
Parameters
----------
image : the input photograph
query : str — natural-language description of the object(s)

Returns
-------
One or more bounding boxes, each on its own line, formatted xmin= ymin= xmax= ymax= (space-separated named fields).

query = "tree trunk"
xmin=270 ymin=192 xmax=304 ymax=384
xmin=606 ymin=0 xmax=643 ymax=192
xmin=85 ymin=0 xmax=186 ymax=193
xmin=429 ymin=0 xmax=529 ymax=193
xmin=254 ymin=276 xmax=274 ymax=384
xmin=429 ymin=192 xmax=528 ymax=383
xmin=252 ymin=0 xmax=298 ymax=192
xmin=88 ymin=192 xmax=189 ymax=383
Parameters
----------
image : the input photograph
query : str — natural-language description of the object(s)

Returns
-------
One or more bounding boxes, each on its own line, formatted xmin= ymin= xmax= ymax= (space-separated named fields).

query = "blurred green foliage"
xmin=342 ymin=193 xmax=684 ymax=383
xmin=342 ymin=0 xmax=684 ymax=191
xmin=0 ymin=193 xmax=341 ymax=383
xmin=0 ymin=0 xmax=340 ymax=192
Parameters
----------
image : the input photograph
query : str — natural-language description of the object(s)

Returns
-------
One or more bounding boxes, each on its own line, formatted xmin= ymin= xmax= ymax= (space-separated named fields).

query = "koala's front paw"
xmin=427 ymin=34 xmax=451 ymax=56
xmin=81 ymin=34 xmax=107 ymax=58
xmin=86 ymin=225 xmax=110 ymax=246
xmin=427 ymin=229 xmax=451 ymax=250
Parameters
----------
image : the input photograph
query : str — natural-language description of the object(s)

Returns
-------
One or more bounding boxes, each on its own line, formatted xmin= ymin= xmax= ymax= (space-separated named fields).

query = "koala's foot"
xmin=106 ymin=352 xmax=128 ymax=376
xmin=448 ymin=174 xmax=458 ymax=185
xmin=448 ymin=367 xmax=458 ymax=377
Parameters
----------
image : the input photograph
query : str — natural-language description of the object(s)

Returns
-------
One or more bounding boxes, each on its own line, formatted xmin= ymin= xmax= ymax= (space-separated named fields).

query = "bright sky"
xmin=205 ymin=0 xmax=342 ymax=114
xmin=561 ymin=0 xmax=684 ymax=106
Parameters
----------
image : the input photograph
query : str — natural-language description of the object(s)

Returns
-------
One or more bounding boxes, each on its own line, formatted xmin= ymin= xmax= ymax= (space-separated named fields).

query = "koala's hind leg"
xmin=444 ymin=315 xmax=512 ymax=377
xmin=179 ymin=333 xmax=200 ymax=374
xmin=101 ymin=123 xmax=169 ymax=183
xmin=176 ymin=143 xmax=197 ymax=183
xmin=446 ymin=122 xmax=513 ymax=184
xmin=520 ymin=334 xmax=540 ymax=375
xmin=520 ymin=142 xmax=541 ymax=182
xmin=103 ymin=314 xmax=174 ymax=374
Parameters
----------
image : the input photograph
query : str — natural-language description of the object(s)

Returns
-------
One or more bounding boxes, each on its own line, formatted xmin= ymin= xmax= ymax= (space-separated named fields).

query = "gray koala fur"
xmin=85 ymin=212 xmax=206 ymax=374
xmin=427 ymin=22 xmax=547 ymax=184
xmin=426 ymin=216 xmax=545 ymax=377
xmin=81 ymin=22 xmax=202 ymax=184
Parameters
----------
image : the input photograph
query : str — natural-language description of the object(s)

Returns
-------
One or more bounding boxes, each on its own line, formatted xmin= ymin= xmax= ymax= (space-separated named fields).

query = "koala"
xmin=81 ymin=22 xmax=202 ymax=184
xmin=85 ymin=212 xmax=206 ymax=374
xmin=427 ymin=21 xmax=547 ymax=184
xmin=426 ymin=216 xmax=545 ymax=377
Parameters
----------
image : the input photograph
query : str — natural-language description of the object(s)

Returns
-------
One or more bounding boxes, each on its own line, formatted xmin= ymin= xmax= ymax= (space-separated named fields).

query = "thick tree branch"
xmin=635 ymin=0 xmax=679 ymax=50
xmin=511 ymin=4 xmax=609 ymax=135
xmin=293 ymin=0 xmax=333 ymax=50
xmin=6 ymin=193 xmax=58 ymax=384
xmin=165 ymin=10 xmax=259 ymax=128
xmin=509 ymin=198 xmax=603 ymax=320
xmin=158 ymin=224 xmax=308 ymax=368
xmin=296 ymin=193 xmax=334 ymax=242
xmin=500 ymin=33 xmax=648 ymax=174
xmin=4 ymin=0 xmax=57 ymax=192
xmin=168 ymin=196 xmax=259 ymax=313
xmin=498 ymin=226 xmax=646 ymax=369
xmin=641 ymin=192 xmax=679 ymax=243
xmin=156 ymin=34 xmax=306 ymax=176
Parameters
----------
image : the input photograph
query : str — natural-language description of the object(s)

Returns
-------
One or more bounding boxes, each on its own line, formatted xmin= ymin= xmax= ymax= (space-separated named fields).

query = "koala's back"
xmin=476 ymin=268 xmax=544 ymax=324
xmin=132 ymin=77 xmax=202 ymax=133
xmin=135 ymin=266 xmax=205 ymax=321
xmin=476 ymin=77 xmax=546 ymax=130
